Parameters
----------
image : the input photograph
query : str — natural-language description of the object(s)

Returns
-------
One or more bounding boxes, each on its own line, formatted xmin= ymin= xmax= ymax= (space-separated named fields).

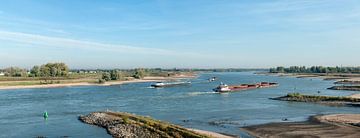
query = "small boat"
xmin=151 ymin=81 xmax=191 ymax=88
xmin=208 ymin=77 xmax=217 ymax=82
xmin=213 ymin=82 xmax=278 ymax=93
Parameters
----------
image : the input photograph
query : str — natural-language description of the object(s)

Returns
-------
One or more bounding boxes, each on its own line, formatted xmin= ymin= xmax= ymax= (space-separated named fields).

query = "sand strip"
xmin=241 ymin=114 xmax=360 ymax=138
xmin=0 ymin=76 xmax=195 ymax=90
xmin=187 ymin=129 xmax=235 ymax=138
xmin=349 ymin=94 xmax=360 ymax=99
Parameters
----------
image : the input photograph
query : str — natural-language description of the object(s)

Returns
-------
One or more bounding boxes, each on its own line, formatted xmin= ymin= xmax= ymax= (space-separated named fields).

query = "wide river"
xmin=1 ymin=72 xmax=360 ymax=137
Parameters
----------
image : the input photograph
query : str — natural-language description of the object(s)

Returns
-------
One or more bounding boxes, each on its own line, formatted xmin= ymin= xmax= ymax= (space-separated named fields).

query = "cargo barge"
xmin=151 ymin=81 xmax=191 ymax=88
xmin=213 ymin=82 xmax=278 ymax=93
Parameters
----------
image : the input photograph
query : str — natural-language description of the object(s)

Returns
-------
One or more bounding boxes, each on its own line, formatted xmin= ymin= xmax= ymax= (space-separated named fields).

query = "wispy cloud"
xmin=71 ymin=22 xmax=171 ymax=32
xmin=0 ymin=14 xmax=75 ymax=36
xmin=0 ymin=30 xmax=228 ymax=68
xmin=45 ymin=28 xmax=70 ymax=35
xmin=240 ymin=0 xmax=360 ymax=30
xmin=249 ymin=0 xmax=330 ymax=13
xmin=0 ymin=30 xmax=210 ymax=57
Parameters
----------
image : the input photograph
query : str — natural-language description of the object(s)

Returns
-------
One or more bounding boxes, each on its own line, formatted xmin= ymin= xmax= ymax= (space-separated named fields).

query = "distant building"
xmin=0 ymin=72 xmax=4 ymax=76
xmin=89 ymin=71 xmax=97 ymax=74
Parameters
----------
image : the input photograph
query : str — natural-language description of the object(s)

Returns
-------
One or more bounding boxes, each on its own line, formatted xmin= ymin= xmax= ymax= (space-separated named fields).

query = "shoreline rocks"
xmin=79 ymin=111 xmax=233 ymax=138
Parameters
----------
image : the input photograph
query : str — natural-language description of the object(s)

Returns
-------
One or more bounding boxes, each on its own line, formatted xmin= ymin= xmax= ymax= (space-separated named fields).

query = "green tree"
xmin=39 ymin=65 xmax=51 ymax=77
xmin=110 ymin=70 xmax=119 ymax=80
xmin=50 ymin=66 xmax=58 ymax=77
xmin=102 ymin=72 xmax=111 ymax=81
xmin=4 ymin=67 xmax=27 ymax=77
xmin=30 ymin=66 xmax=40 ymax=77
xmin=39 ymin=63 xmax=69 ymax=77
xmin=276 ymin=67 xmax=285 ymax=73
xmin=133 ymin=68 xmax=146 ymax=79
xmin=58 ymin=63 xmax=69 ymax=76
xmin=269 ymin=68 xmax=276 ymax=73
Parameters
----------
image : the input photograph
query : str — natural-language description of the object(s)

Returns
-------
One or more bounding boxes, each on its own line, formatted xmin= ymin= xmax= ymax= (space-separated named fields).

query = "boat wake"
xmin=188 ymin=91 xmax=219 ymax=96
xmin=146 ymin=86 xmax=156 ymax=89
xmin=191 ymin=80 xmax=214 ymax=84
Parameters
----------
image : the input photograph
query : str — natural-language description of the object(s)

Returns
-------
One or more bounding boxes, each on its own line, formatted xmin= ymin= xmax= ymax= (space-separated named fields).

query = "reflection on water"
xmin=0 ymin=72 xmax=359 ymax=137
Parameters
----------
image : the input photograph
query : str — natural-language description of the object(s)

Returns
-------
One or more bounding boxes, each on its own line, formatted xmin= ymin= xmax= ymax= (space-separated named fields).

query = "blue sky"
xmin=1 ymin=0 xmax=360 ymax=69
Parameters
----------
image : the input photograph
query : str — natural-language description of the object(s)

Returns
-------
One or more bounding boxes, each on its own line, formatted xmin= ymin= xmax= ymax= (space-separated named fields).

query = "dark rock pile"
xmin=79 ymin=111 xmax=209 ymax=138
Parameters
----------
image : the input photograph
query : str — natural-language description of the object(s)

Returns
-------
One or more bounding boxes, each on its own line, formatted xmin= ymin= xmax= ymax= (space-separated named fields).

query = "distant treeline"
xmin=99 ymin=68 xmax=148 ymax=83
xmin=269 ymin=66 xmax=360 ymax=73
xmin=186 ymin=68 xmax=267 ymax=72
xmin=0 ymin=63 xmax=69 ymax=77
xmin=1 ymin=63 xmax=266 ymax=79
xmin=70 ymin=68 xmax=267 ymax=73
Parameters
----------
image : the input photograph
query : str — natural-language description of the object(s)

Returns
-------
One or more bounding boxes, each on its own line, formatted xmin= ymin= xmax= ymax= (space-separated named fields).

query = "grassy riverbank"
xmin=271 ymin=93 xmax=360 ymax=106
xmin=335 ymin=80 xmax=360 ymax=84
xmin=79 ymin=111 xmax=233 ymax=138
xmin=0 ymin=62 xmax=198 ymax=89
xmin=328 ymin=86 xmax=360 ymax=91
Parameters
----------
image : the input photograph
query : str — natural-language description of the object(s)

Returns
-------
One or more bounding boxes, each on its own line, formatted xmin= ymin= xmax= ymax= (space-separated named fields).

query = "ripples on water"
xmin=0 ymin=72 xmax=359 ymax=137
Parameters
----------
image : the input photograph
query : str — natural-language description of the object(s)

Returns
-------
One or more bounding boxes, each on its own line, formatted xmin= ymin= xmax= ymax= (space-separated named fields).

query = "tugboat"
xmin=213 ymin=82 xmax=278 ymax=93
xmin=151 ymin=81 xmax=191 ymax=88
xmin=212 ymin=82 xmax=231 ymax=92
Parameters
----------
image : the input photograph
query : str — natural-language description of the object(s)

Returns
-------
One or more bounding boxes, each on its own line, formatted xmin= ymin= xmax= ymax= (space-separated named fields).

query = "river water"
xmin=1 ymin=72 xmax=359 ymax=137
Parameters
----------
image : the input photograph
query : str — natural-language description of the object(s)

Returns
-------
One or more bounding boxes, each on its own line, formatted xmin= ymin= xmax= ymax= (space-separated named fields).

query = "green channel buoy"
xmin=43 ymin=111 xmax=48 ymax=119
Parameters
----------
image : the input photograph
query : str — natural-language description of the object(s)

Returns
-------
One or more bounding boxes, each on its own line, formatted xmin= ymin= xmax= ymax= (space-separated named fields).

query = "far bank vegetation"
xmin=269 ymin=66 xmax=360 ymax=74
xmin=272 ymin=93 xmax=360 ymax=103
xmin=0 ymin=63 xmax=191 ymax=86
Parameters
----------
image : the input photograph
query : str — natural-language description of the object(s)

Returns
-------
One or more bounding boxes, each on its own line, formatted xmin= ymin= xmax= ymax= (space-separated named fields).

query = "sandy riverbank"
xmin=0 ymin=79 xmax=153 ymax=90
xmin=241 ymin=114 xmax=360 ymax=138
xmin=0 ymin=75 xmax=196 ymax=90
xmin=319 ymin=114 xmax=360 ymax=126
xmin=187 ymin=129 xmax=235 ymax=138
xmin=261 ymin=72 xmax=360 ymax=81
xmin=349 ymin=94 xmax=360 ymax=99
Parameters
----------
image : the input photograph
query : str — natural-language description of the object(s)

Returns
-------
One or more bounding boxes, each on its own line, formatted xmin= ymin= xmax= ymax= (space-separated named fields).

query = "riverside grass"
xmin=277 ymin=93 xmax=360 ymax=102
xmin=328 ymin=86 xmax=360 ymax=91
